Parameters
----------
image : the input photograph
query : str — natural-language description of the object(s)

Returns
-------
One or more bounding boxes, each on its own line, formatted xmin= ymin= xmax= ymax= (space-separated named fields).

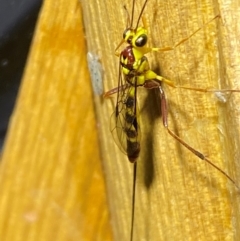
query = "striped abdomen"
xmin=124 ymin=89 xmax=140 ymax=163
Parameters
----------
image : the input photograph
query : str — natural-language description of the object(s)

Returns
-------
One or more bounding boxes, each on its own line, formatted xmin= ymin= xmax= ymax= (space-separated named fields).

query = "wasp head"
xmin=123 ymin=27 xmax=148 ymax=48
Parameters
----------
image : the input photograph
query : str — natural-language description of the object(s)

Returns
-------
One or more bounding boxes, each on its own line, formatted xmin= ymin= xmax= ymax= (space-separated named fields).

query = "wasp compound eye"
xmin=135 ymin=34 xmax=147 ymax=47
xmin=123 ymin=28 xmax=131 ymax=40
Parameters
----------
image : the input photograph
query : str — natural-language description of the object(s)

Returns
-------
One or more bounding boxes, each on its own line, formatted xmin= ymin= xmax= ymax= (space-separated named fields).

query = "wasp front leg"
xmin=146 ymin=15 xmax=220 ymax=53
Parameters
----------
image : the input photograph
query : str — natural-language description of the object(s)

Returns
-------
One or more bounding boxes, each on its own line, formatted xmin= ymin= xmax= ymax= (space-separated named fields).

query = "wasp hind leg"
xmin=157 ymin=85 xmax=240 ymax=190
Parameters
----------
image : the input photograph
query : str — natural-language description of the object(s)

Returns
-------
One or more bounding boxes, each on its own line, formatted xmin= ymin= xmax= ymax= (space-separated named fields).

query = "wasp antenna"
xmin=135 ymin=0 xmax=149 ymax=29
xmin=130 ymin=0 xmax=136 ymax=28
xmin=124 ymin=5 xmax=131 ymax=28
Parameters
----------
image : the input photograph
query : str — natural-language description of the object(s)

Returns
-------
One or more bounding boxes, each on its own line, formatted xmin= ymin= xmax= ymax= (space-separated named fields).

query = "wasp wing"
xmin=110 ymin=64 xmax=141 ymax=161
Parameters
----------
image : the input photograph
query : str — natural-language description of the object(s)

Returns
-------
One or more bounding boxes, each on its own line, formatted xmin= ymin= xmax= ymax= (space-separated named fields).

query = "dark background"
xmin=0 ymin=0 xmax=43 ymax=149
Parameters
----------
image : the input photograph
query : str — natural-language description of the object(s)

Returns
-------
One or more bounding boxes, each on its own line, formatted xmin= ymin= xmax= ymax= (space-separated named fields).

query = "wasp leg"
xmin=145 ymin=15 xmax=220 ymax=53
xmin=143 ymin=70 xmax=176 ymax=87
xmin=158 ymin=85 xmax=240 ymax=190
xmin=103 ymin=84 xmax=129 ymax=98
xmin=175 ymin=86 xmax=240 ymax=93
xmin=144 ymin=77 xmax=240 ymax=93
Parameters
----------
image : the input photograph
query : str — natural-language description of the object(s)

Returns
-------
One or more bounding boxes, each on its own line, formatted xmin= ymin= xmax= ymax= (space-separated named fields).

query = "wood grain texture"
xmin=0 ymin=0 xmax=113 ymax=241
xmin=81 ymin=0 xmax=240 ymax=240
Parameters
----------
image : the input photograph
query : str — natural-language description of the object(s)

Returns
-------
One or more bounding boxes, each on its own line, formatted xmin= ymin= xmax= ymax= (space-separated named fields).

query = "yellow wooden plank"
xmin=0 ymin=0 xmax=113 ymax=241
xmin=81 ymin=0 xmax=240 ymax=240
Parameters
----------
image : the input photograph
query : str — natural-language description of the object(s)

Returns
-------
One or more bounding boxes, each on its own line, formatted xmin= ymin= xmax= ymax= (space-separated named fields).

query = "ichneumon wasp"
xmin=103 ymin=0 xmax=240 ymax=240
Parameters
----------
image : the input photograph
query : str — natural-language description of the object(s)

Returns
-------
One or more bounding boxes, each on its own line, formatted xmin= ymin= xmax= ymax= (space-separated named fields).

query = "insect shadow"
xmin=140 ymin=66 xmax=225 ymax=191
xmin=140 ymin=86 xmax=159 ymax=189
